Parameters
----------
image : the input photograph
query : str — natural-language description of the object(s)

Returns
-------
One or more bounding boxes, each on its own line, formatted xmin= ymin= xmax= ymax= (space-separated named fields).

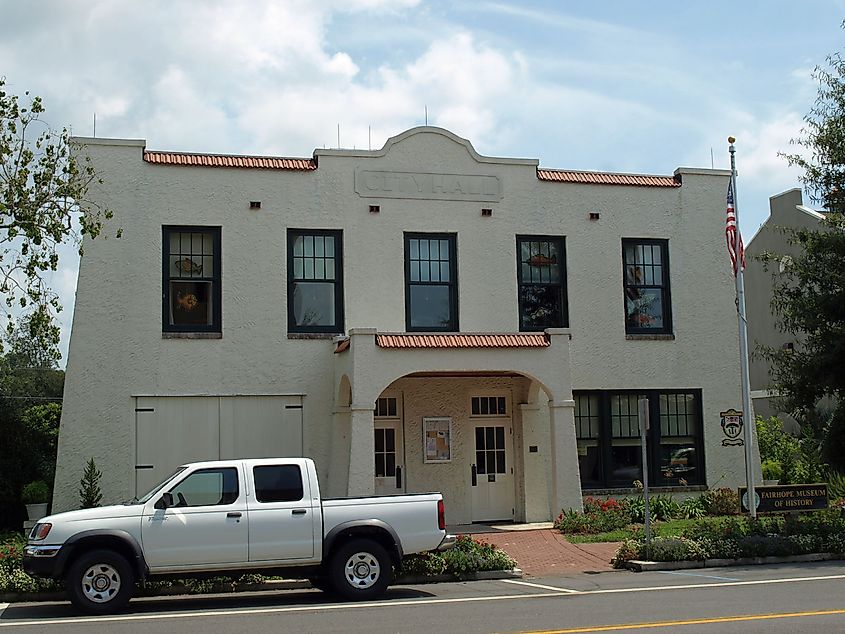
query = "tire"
xmin=329 ymin=539 xmax=392 ymax=600
xmin=66 ymin=549 xmax=135 ymax=615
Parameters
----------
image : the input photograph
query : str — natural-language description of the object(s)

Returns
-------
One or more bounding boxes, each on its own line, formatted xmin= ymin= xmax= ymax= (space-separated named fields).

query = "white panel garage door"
xmin=134 ymin=395 xmax=303 ymax=496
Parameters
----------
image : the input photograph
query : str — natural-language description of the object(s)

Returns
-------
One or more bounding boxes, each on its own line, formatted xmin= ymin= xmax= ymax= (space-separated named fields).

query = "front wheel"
xmin=66 ymin=549 xmax=135 ymax=615
xmin=329 ymin=539 xmax=392 ymax=600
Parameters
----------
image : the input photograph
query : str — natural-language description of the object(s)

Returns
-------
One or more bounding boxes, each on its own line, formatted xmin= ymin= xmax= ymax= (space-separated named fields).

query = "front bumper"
xmin=437 ymin=534 xmax=457 ymax=551
xmin=23 ymin=545 xmax=63 ymax=578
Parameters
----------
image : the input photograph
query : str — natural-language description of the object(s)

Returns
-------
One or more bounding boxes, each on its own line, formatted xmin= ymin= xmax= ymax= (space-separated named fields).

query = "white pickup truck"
xmin=24 ymin=458 xmax=453 ymax=614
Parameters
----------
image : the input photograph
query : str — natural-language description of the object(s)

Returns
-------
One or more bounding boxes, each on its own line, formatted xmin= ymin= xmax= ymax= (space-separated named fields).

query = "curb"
xmin=625 ymin=552 xmax=842 ymax=572
xmin=0 ymin=569 xmax=522 ymax=604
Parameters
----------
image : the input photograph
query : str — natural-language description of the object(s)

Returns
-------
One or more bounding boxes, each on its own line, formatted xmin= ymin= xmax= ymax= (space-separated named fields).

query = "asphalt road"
xmin=4 ymin=562 xmax=845 ymax=633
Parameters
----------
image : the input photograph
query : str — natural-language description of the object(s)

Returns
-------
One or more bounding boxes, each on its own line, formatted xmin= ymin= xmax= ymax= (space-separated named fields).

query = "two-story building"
xmin=52 ymin=126 xmax=752 ymax=524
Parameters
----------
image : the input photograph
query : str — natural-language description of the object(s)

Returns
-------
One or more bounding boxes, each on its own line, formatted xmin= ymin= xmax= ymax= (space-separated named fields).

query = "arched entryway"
xmin=332 ymin=328 xmax=582 ymax=524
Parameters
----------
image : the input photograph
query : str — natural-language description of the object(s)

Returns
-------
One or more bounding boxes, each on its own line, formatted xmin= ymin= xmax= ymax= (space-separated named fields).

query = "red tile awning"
xmin=375 ymin=333 xmax=549 ymax=349
xmin=537 ymin=168 xmax=680 ymax=188
xmin=143 ymin=151 xmax=316 ymax=171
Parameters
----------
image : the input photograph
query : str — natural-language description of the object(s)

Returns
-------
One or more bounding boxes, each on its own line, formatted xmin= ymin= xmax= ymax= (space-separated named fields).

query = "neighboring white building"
xmin=53 ymin=126 xmax=753 ymax=524
xmin=745 ymin=188 xmax=827 ymax=432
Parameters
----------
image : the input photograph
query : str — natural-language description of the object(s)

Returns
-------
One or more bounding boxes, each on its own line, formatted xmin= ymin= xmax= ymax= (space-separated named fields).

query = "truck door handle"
xmin=227 ymin=512 xmax=242 ymax=518
xmin=395 ymin=466 xmax=402 ymax=489
xmin=471 ymin=464 xmax=477 ymax=487
xmin=292 ymin=509 xmax=307 ymax=515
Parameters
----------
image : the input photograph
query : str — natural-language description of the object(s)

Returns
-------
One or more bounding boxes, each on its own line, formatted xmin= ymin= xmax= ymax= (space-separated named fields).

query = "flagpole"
xmin=728 ymin=136 xmax=756 ymax=519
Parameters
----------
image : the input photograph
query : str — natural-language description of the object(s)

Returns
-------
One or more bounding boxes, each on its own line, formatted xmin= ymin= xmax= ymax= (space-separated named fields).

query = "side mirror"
xmin=155 ymin=492 xmax=174 ymax=510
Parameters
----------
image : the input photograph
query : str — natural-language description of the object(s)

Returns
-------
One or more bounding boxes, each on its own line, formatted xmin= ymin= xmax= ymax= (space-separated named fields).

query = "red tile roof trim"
xmin=537 ymin=168 xmax=680 ymax=188
xmin=334 ymin=339 xmax=350 ymax=354
xmin=143 ymin=151 xmax=316 ymax=171
xmin=375 ymin=334 xmax=550 ymax=349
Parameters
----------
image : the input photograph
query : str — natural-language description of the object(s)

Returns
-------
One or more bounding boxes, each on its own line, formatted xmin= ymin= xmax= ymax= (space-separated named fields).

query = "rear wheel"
xmin=329 ymin=539 xmax=392 ymax=600
xmin=66 ymin=549 xmax=135 ymax=615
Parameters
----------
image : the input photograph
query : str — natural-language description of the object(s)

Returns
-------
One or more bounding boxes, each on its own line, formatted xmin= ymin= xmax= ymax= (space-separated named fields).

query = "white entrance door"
xmin=374 ymin=422 xmax=404 ymax=496
xmin=471 ymin=424 xmax=515 ymax=521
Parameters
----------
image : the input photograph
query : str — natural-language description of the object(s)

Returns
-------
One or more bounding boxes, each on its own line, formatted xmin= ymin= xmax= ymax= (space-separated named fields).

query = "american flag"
xmin=726 ymin=180 xmax=745 ymax=274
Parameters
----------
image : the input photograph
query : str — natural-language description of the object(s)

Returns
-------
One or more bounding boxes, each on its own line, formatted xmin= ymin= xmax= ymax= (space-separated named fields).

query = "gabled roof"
xmin=537 ymin=169 xmax=681 ymax=188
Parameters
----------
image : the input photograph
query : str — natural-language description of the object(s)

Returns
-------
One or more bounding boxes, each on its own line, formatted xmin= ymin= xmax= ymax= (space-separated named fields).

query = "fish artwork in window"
xmin=176 ymin=291 xmax=199 ymax=311
xmin=527 ymin=254 xmax=556 ymax=267
xmin=175 ymin=258 xmax=203 ymax=274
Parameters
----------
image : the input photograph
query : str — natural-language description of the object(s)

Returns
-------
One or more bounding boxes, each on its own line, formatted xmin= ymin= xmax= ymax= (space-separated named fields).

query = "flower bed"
xmin=612 ymin=510 xmax=845 ymax=566
xmin=401 ymin=535 xmax=516 ymax=578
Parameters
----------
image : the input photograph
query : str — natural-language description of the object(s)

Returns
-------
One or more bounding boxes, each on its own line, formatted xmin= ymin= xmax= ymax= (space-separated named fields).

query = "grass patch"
xmin=565 ymin=518 xmax=698 ymax=544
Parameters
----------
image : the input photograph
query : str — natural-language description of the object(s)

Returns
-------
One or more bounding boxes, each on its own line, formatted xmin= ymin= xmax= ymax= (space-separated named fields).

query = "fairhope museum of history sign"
xmin=740 ymin=484 xmax=829 ymax=513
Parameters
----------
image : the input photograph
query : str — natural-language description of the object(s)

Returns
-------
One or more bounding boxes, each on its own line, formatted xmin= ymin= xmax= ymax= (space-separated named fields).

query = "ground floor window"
xmin=575 ymin=389 xmax=704 ymax=488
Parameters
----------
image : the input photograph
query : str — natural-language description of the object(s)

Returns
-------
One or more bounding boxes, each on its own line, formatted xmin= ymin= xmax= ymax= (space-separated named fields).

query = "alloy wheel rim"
xmin=343 ymin=551 xmax=380 ymax=589
xmin=81 ymin=563 xmax=121 ymax=603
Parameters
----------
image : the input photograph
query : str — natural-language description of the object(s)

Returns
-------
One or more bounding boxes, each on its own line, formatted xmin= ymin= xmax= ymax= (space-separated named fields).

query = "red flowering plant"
xmin=555 ymin=496 xmax=631 ymax=535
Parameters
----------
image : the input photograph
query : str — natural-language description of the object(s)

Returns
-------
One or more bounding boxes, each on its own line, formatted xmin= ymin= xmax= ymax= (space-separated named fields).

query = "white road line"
xmin=502 ymin=579 xmax=579 ymax=593
xmin=654 ymin=570 xmax=739 ymax=581
xmin=2 ymin=572 xmax=845 ymax=628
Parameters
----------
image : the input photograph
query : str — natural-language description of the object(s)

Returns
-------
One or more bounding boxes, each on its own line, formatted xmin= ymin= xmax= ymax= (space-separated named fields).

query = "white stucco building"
xmin=53 ymin=126 xmax=754 ymax=524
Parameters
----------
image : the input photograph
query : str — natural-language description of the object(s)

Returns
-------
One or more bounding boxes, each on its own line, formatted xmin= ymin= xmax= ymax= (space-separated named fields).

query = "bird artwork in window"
xmin=527 ymin=253 xmax=556 ymax=267
xmin=176 ymin=291 xmax=199 ymax=312
xmin=175 ymin=257 xmax=203 ymax=275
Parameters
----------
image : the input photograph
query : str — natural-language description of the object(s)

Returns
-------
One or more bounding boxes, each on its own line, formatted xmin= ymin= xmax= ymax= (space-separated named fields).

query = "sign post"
xmin=638 ymin=398 xmax=651 ymax=558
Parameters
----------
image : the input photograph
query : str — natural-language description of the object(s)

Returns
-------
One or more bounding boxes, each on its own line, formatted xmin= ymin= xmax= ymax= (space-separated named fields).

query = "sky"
xmin=1 ymin=0 xmax=843 ymax=364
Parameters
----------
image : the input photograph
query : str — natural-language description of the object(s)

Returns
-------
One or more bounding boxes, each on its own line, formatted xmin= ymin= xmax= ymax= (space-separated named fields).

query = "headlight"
xmin=29 ymin=523 xmax=52 ymax=540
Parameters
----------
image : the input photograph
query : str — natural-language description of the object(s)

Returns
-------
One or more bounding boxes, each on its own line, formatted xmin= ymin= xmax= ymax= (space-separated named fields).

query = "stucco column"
xmin=347 ymin=404 xmax=375 ymax=496
xmin=549 ymin=399 xmax=582 ymax=518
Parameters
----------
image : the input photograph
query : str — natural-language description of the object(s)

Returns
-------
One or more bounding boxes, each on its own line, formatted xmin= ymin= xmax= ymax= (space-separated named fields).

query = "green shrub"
xmin=827 ymin=471 xmax=845 ymax=500
xmin=651 ymin=495 xmax=681 ymax=520
xmin=78 ymin=458 xmax=102 ymax=509
xmin=622 ymin=496 xmax=652 ymax=524
xmin=679 ymin=496 xmax=707 ymax=519
xmin=703 ymin=488 xmax=739 ymax=515
xmin=761 ymin=459 xmax=783 ymax=482
xmin=21 ymin=480 xmax=49 ymax=505
xmin=649 ymin=537 xmax=707 ymax=562
xmin=555 ymin=497 xmax=630 ymax=534
xmin=612 ymin=539 xmax=641 ymax=568
xmin=0 ymin=534 xmax=60 ymax=593
xmin=402 ymin=536 xmax=515 ymax=577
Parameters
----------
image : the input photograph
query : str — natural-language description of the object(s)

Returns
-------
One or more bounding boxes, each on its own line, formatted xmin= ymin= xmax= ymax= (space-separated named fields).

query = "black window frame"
xmin=404 ymin=232 xmax=458 ymax=332
xmin=162 ymin=226 xmax=222 ymax=334
xmin=516 ymin=235 xmax=569 ymax=331
xmin=622 ymin=238 xmax=672 ymax=335
xmin=287 ymin=229 xmax=344 ymax=334
xmin=252 ymin=465 xmax=304 ymax=503
xmin=574 ymin=389 xmax=705 ymax=489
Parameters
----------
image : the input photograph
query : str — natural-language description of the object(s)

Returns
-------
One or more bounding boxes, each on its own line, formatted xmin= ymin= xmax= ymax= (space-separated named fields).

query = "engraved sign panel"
xmin=355 ymin=170 xmax=502 ymax=202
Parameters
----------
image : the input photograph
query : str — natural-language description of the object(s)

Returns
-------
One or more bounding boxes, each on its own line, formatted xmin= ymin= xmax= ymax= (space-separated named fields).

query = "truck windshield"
xmin=134 ymin=467 xmax=188 ymax=504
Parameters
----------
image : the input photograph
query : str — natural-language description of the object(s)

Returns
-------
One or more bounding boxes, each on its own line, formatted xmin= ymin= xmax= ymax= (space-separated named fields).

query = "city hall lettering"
xmin=355 ymin=170 xmax=502 ymax=202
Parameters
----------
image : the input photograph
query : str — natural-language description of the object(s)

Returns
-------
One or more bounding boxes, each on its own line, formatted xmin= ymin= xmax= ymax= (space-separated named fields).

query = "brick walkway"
xmin=470 ymin=529 xmax=620 ymax=577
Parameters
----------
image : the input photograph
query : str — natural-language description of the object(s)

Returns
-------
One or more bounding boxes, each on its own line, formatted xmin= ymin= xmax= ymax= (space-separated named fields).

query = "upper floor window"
xmin=287 ymin=230 xmax=343 ymax=333
xmin=405 ymin=233 xmax=457 ymax=331
xmin=517 ymin=236 xmax=568 ymax=331
xmin=622 ymin=239 xmax=671 ymax=334
xmin=163 ymin=226 xmax=221 ymax=333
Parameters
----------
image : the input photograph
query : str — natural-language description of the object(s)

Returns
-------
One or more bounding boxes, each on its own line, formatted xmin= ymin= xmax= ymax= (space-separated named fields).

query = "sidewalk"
xmin=450 ymin=523 xmax=620 ymax=577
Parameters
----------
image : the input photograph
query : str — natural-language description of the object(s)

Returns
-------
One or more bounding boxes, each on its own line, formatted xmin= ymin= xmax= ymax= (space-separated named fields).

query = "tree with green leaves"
xmin=765 ymin=37 xmax=845 ymax=471
xmin=0 ymin=313 xmax=64 ymax=528
xmin=1 ymin=77 xmax=116 ymax=352
xmin=78 ymin=458 xmax=103 ymax=509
